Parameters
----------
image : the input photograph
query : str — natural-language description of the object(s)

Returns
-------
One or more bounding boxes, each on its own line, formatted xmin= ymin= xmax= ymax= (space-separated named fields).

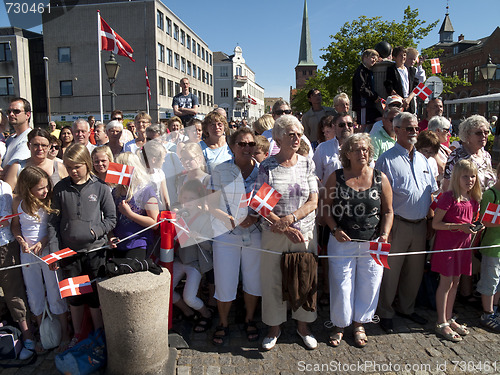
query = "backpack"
xmin=0 ymin=325 xmax=22 ymax=359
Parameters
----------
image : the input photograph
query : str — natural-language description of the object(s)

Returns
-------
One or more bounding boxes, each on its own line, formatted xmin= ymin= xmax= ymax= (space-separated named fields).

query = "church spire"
xmin=439 ymin=5 xmax=454 ymax=43
xmin=297 ymin=0 xmax=315 ymax=66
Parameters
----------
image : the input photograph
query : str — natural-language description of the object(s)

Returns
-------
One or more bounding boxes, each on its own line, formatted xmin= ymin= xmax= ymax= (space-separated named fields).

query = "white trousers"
xmin=172 ymin=260 xmax=204 ymax=311
xmin=328 ymin=236 xmax=383 ymax=328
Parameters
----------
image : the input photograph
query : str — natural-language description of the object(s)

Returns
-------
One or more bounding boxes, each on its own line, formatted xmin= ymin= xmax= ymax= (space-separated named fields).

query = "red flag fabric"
xmin=105 ymin=162 xmax=134 ymax=185
xmin=380 ymin=98 xmax=387 ymax=110
xmin=0 ymin=213 xmax=21 ymax=223
xmin=412 ymin=82 xmax=433 ymax=101
xmin=100 ymin=15 xmax=135 ymax=62
xmin=368 ymin=241 xmax=391 ymax=269
xmin=145 ymin=66 xmax=151 ymax=100
xmin=249 ymin=183 xmax=282 ymax=217
xmin=430 ymin=192 xmax=443 ymax=211
xmin=239 ymin=191 xmax=253 ymax=209
xmin=59 ymin=276 xmax=93 ymax=299
xmin=247 ymin=95 xmax=257 ymax=105
xmin=41 ymin=248 xmax=77 ymax=265
xmin=174 ymin=217 xmax=190 ymax=246
xmin=483 ymin=202 xmax=500 ymax=224
xmin=430 ymin=58 xmax=441 ymax=74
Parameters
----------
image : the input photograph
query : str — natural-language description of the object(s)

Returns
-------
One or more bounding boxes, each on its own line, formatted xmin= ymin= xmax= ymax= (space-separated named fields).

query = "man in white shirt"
xmin=72 ymin=119 xmax=96 ymax=154
xmin=1 ymin=97 xmax=32 ymax=169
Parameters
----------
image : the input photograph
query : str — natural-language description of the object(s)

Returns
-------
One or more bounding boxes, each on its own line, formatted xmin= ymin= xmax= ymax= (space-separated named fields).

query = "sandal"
xmin=193 ymin=316 xmax=212 ymax=333
xmin=328 ymin=327 xmax=344 ymax=347
xmin=448 ymin=317 xmax=469 ymax=336
xmin=244 ymin=321 xmax=260 ymax=342
xmin=435 ymin=322 xmax=462 ymax=342
xmin=353 ymin=326 xmax=368 ymax=348
xmin=212 ymin=325 xmax=230 ymax=346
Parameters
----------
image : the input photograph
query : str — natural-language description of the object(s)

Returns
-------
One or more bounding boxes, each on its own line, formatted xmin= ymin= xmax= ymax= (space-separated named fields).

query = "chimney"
xmin=458 ymin=34 xmax=464 ymax=41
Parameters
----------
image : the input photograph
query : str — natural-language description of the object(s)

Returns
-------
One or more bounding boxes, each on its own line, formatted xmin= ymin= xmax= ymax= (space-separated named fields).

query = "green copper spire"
xmin=297 ymin=0 xmax=315 ymax=66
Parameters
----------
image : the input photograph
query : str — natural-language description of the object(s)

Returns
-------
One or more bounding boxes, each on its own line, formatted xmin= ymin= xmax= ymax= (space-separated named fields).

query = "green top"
xmin=371 ymin=126 xmax=396 ymax=161
xmin=479 ymin=187 xmax=500 ymax=257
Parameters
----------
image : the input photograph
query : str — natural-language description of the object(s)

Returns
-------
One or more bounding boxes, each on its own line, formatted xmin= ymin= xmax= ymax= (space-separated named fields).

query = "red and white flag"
xmin=174 ymin=217 xmax=190 ymax=246
xmin=105 ymin=162 xmax=134 ymax=185
xmin=380 ymin=98 xmax=387 ymax=110
xmin=41 ymin=248 xmax=77 ymax=265
xmin=430 ymin=192 xmax=443 ymax=211
xmin=247 ymin=95 xmax=257 ymax=105
xmin=59 ymin=276 xmax=93 ymax=299
xmin=239 ymin=191 xmax=253 ymax=209
xmin=368 ymin=241 xmax=391 ymax=269
xmin=483 ymin=202 xmax=500 ymax=224
xmin=99 ymin=15 xmax=135 ymax=62
xmin=0 ymin=213 xmax=21 ymax=223
xmin=249 ymin=183 xmax=282 ymax=218
xmin=430 ymin=58 xmax=441 ymax=74
xmin=412 ymin=82 xmax=433 ymax=101
xmin=145 ymin=66 xmax=151 ymax=100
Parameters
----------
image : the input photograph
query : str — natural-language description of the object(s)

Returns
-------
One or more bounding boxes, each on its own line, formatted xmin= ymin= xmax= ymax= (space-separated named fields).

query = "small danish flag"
xmin=249 ymin=183 xmax=282 ymax=218
xmin=380 ymin=98 xmax=387 ymax=110
xmin=412 ymin=82 xmax=433 ymax=101
xmin=59 ymin=275 xmax=93 ymax=299
xmin=174 ymin=217 xmax=190 ymax=246
xmin=430 ymin=58 xmax=441 ymax=74
xmin=239 ymin=191 xmax=253 ymax=209
xmin=105 ymin=162 xmax=134 ymax=185
xmin=0 ymin=213 xmax=21 ymax=223
xmin=41 ymin=248 xmax=77 ymax=265
xmin=483 ymin=202 xmax=500 ymax=224
xmin=368 ymin=241 xmax=391 ymax=269
xmin=430 ymin=192 xmax=443 ymax=211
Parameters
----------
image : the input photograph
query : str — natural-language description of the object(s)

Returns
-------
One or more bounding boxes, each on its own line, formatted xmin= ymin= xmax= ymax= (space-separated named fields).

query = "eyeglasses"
xmin=7 ymin=109 xmax=24 ymax=115
xmin=440 ymin=127 xmax=451 ymax=133
xmin=237 ymin=141 xmax=256 ymax=148
xmin=274 ymin=109 xmax=292 ymax=116
xmin=30 ymin=143 xmax=49 ymax=149
xmin=337 ymin=122 xmax=354 ymax=128
xmin=474 ymin=130 xmax=489 ymax=137
xmin=399 ymin=126 xmax=420 ymax=133
xmin=288 ymin=132 xmax=302 ymax=139
xmin=50 ymin=145 xmax=60 ymax=150
xmin=112 ymin=117 xmax=123 ymax=121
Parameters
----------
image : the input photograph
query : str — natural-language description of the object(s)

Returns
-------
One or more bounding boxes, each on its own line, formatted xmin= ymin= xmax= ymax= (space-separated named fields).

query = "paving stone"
xmin=206 ymin=365 xmax=221 ymax=375
xmin=177 ymin=366 xmax=191 ymax=375
xmin=220 ymin=365 xmax=235 ymax=374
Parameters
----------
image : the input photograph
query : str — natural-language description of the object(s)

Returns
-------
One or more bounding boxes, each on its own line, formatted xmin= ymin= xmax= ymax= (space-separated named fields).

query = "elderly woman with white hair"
xmin=106 ymin=120 xmax=124 ymax=157
xmin=427 ymin=116 xmax=452 ymax=183
xmin=255 ymin=114 xmax=319 ymax=351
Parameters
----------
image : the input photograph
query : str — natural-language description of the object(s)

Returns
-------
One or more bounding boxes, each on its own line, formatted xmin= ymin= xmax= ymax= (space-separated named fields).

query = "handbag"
xmin=0 ymin=325 xmax=22 ymax=359
xmin=39 ymin=301 xmax=62 ymax=350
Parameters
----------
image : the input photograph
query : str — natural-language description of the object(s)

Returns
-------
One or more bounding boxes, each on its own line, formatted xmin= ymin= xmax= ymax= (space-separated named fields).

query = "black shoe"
xmin=396 ymin=312 xmax=428 ymax=325
xmin=379 ymin=318 xmax=394 ymax=334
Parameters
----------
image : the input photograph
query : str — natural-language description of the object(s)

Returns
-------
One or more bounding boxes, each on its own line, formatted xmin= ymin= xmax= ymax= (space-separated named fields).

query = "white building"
xmin=213 ymin=46 xmax=264 ymax=122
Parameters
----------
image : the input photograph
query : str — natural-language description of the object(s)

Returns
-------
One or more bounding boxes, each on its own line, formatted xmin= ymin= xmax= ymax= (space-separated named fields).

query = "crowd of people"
xmin=0 ymin=64 xmax=500 ymax=362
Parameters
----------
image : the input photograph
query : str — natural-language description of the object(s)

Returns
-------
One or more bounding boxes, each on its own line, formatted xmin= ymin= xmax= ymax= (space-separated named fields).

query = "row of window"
xmin=158 ymin=43 xmax=212 ymax=85
xmin=157 ymin=76 xmax=213 ymax=106
xmin=157 ymin=10 xmax=212 ymax=65
xmin=449 ymin=65 xmax=500 ymax=83
xmin=0 ymin=43 xmax=13 ymax=62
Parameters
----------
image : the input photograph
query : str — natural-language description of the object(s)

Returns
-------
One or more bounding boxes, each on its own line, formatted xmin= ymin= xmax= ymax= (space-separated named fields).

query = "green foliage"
xmin=291 ymin=71 xmax=333 ymax=113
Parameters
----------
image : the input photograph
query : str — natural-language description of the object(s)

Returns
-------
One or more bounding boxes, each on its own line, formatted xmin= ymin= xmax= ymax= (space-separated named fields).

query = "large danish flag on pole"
xmin=59 ymin=276 xmax=93 ymax=299
xmin=249 ymin=183 xmax=282 ymax=218
xmin=105 ymin=162 xmax=134 ymax=186
xmin=368 ymin=241 xmax=391 ymax=269
xmin=430 ymin=58 xmax=441 ymax=74
xmin=99 ymin=15 xmax=135 ymax=62
xmin=41 ymin=248 xmax=77 ymax=265
xmin=412 ymin=82 xmax=433 ymax=101
xmin=483 ymin=202 xmax=500 ymax=224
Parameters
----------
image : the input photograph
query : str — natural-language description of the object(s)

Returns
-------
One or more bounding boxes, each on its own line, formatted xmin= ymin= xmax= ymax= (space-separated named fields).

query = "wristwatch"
xmin=331 ymin=226 xmax=338 ymax=235
xmin=291 ymin=213 xmax=298 ymax=223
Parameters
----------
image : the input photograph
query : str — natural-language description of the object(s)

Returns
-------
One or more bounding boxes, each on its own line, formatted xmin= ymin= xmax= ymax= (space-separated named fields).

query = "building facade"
xmin=42 ymin=0 xmax=213 ymax=123
xmin=213 ymin=46 xmax=264 ymax=122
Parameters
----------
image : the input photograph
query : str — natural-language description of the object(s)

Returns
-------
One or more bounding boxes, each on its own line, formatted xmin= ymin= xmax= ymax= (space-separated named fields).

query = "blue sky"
xmin=1 ymin=0 xmax=499 ymax=98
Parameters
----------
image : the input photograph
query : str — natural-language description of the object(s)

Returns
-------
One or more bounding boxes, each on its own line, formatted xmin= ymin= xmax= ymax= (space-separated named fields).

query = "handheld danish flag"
xmin=483 ymin=202 xmax=500 ymax=224
xmin=41 ymin=248 xmax=77 ymax=265
xmin=412 ymin=82 xmax=433 ymax=101
xmin=380 ymin=98 xmax=386 ymax=110
xmin=249 ymin=183 xmax=282 ymax=218
xmin=174 ymin=217 xmax=190 ymax=246
xmin=430 ymin=58 xmax=441 ymax=74
xmin=247 ymin=95 xmax=257 ymax=105
xmin=239 ymin=191 xmax=253 ymax=209
xmin=0 ymin=213 xmax=21 ymax=223
xmin=99 ymin=15 xmax=135 ymax=62
xmin=368 ymin=241 xmax=391 ymax=269
xmin=59 ymin=276 xmax=93 ymax=299
xmin=430 ymin=192 xmax=443 ymax=211
xmin=105 ymin=162 xmax=134 ymax=185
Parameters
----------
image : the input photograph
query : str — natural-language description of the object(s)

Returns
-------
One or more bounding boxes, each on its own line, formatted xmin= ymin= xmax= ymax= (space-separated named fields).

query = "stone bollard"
xmin=98 ymin=270 xmax=171 ymax=375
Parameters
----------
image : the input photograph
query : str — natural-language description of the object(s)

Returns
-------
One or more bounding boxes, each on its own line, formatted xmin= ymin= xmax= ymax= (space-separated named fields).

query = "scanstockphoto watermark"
xmin=297 ymin=360 xmax=450 ymax=373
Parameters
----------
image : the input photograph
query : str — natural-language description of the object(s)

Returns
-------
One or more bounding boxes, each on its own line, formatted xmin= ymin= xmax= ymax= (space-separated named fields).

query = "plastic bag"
xmin=39 ymin=301 xmax=62 ymax=350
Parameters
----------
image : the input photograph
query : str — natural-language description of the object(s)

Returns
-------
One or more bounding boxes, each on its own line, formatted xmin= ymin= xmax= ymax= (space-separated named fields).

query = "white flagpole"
xmin=97 ymin=11 xmax=104 ymax=122
xmin=145 ymin=67 xmax=150 ymax=115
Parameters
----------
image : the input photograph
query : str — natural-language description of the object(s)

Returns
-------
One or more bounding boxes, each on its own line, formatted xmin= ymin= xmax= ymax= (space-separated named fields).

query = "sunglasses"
xmin=399 ymin=126 xmax=419 ymax=132
xmin=7 ymin=109 xmax=24 ymax=115
xmin=112 ymin=117 xmax=123 ymax=121
xmin=237 ymin=141 xmax=256 ymax=147
xmin=337 ymin=122 xmax=354 ymax=128
xmin=50 ymin=145 xmax=60 ymax=150
xmin=274 ymin=109 xmax=292 ymax=116
xmin=474 ymin=130 xmax=489 ymax=137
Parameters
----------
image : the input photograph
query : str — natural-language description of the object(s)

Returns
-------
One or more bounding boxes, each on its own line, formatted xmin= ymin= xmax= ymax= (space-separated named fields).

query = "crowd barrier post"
xmin=160 ymin=210 xmax=175 ymax=330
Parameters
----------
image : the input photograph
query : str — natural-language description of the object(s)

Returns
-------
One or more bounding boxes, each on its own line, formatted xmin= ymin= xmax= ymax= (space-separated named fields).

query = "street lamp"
xmin=480 ymin=54 xmax=497 ymax=119
xmin=104 ymin=52 xmax=120 ymax=112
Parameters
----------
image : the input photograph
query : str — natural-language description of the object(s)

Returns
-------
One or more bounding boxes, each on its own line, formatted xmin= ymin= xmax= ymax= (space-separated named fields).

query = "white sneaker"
xmin=297 ymin=329 xmax=318 ymax=350
xmin=262 ymin=330 xmax=281 ymax=351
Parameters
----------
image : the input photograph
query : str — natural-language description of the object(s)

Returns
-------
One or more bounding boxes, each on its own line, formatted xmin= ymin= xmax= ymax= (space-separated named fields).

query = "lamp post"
xmin=480 ymin=54 xmax=497 ymax=120
xmin=104 ymin=52 xmax=120 ymax=112
xmin=43 ymin=56 xmax=51 ymax=124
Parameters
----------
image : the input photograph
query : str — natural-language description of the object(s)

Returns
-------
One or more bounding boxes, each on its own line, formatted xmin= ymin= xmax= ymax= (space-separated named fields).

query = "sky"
xmin=1 ymin=0 xmax=499 ymax=99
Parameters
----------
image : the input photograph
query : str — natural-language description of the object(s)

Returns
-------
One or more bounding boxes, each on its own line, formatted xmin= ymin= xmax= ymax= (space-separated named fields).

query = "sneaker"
xmin=19 ymin=347 xmax=34 ymax=360
xmin=480 ymin=313 xmax=500 ymax=333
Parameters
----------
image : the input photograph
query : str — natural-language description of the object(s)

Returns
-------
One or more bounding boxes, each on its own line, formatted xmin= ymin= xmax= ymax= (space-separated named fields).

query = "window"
xmin=197 ymin=43 xmax=200 ymax=57
xmin=180 ymin=30 xmax=185 ymax=46
xmin=174 ymin=53 xmax=180 ymax=69
xmin=60 ymin=80 xmax=73 ymax=96
xmin=173 ymin=24 xmax=179 ymax=41
xmin=0 ymin=43 xmax=12 ymax=62
xmin=202 ymin=92 xmax=206 ymax=106
xmin=452 ymin=71 xmax=458 ymax=77
xmin=175 ymin=82 xmax=180 ymax=94
xmin=236 ymin=66 xmax=242 ymax=76
xmin=167 ymin=79 xmax=173 ymax=97
xmin=302 ymin=70 xmax=306 ymax=76
xmin=157 ymin=10 xmax=164 ymax=30
xmin=221 ymin=88 xmax=228 ymax=97
xmin=192 ymin=39 xmax=196 ymax=52
xmin=210 ymin=74 xmax=213 ymax=86
xmin=220 ymin=66 xmax=228 ymax=77
xmin=450 ymin=104 xmax=456 ymax=114
xmin=461 ymin=103 xmax=467 ymax=113
xmin=186 ymin=35 xmax=191 ymax=50
xmin=187 ymin=61 xmax=191 ymax=75
xmin=474 ymin=66 xmax=480 ymax=82
xmin=167 ymin=48 xmax=172 ymax=66
xmin=166 ymin=17 xmax=172 ymax=35
xmin=202 ymin=69 xmax=205 ymax=83
xmin=197 ymin=67 xmax=201 ymax=80
xmin=158 ymin=43 xmax=165 ymax=63
xmin=202 ymin=47 xmax=205 ymax=61
xmin=209 ymin=54 xmax=212 ymax=66
xmin=192 ymin=63 xmax=197 ymax=78
xmin=0 ymin=77 xmax=14 ymax=95
xmin=463 ymin=68 xmax=469 ymax=83
xmin=181 ymin=58 xmax=186 ymax=73
xmin=58 ymin=47 xmax=71 ymax=63
xmin=159 ymin=77 xmax=166 ymax=96
xmin=496 ymin=65 xmax=500 ymax=80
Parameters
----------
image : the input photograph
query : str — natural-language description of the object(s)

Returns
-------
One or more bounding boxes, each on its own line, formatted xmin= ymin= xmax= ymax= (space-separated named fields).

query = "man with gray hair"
xmin=72 ymin=118 xmax=96 ymax=154
xmin=375 ymin=112 xmax=438 ymax=333
xmin=370 ymin=107 xmax=400 ymax=161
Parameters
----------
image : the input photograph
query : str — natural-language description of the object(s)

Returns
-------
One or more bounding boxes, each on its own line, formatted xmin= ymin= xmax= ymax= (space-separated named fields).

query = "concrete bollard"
xmin=98 ymin=270 xmax=171 ymax=375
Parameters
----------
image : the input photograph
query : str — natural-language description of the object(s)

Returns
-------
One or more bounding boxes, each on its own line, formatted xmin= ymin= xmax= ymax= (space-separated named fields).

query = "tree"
xmin=291 ymin=70 xmax=333 ymax=114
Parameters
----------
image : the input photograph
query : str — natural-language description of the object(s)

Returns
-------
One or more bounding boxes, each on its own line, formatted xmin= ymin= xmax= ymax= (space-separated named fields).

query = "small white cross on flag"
xmin=483 ymin=202 xmax=500 ymax=224
xmin=41 ymin=248 xmax=77 ymax=265
xmin=430 ymin=192 xmax=443 ymax=211
xmin=59 ymin=275 xmax=93 ymax=299
xmin=105 ymin=162 xmax=134 ymax=186
xmin=249 ymin=183 xmax=282 ymax=218
xmin=430 ymin=58 xmax=441 ymax=74
xmin=412 ymin=82 xmax=433 ymax=101
xmin=174 ymin=217 xmax=190 ymax=246
xmin=0 ymin=213 xmax=21 ymax=223
xmin=239 ymin=191 xmax=253 ymax=209
xmin=99 ymin=15 xmax=135 ymax=62
xmin=368 ymin=241 xmax=391 ymax=269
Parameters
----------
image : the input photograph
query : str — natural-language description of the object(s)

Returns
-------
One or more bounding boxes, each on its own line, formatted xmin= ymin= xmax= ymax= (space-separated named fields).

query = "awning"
xmin=444 ymin=93 xmax=500 ymax=104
